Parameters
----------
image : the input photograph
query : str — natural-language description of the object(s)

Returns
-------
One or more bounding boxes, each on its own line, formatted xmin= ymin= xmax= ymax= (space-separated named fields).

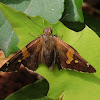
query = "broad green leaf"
xmin=0 ymin=2 xmax=42 ymax=49
xmin=25 ymin=0 xmax=64 ymax=23
xmin=2 ymin=0 xmax=64 ymax=23
xmin=0 ymin=9 xmax=19 ymax=57
xmin=63 ymin=0 xmax=84 ymax=22
xmin=62 ymin=0 xmax=84 ymax=31
xmin=0 ymin=0 xmax=31 ymax=57
xmin=0 ymin=10 xmax=5 ymax=27
xmin=5 ymin=79 xmax=49 ymax=100
xmin=0 ymin=16 xmax=19 ymax=57
xmin=0 ymin=0 xmax=31 ymax=11
xmin=0 ymin=0 xmax=31 ymax=29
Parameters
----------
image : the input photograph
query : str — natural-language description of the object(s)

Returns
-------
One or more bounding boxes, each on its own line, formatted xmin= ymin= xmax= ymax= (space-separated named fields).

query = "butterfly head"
xmin=43 ymin=27 xmax=52 ymax=35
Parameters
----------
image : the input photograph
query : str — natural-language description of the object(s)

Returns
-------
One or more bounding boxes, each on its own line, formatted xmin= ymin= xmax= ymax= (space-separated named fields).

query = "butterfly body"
xmin=39 ymin=28 xmax=55 ymax=68
xmin=0 ymin=27 xmax=96 ymax=73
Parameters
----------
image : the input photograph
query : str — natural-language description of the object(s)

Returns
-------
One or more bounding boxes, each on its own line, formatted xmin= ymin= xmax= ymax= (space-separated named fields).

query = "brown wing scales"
xmin=0 ymin=37 xmax=42 ymax=72
xmin=55 ymin=37 xmax=96 ymax=73
xmin=22 ymin=40 xmax=42 ymax=71
xmin=0 ymin=50 xmax=23 ymax=72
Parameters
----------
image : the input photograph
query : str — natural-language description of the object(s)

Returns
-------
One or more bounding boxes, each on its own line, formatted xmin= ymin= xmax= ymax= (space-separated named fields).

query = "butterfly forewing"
xmin=0 ymin=50 xmax=23 ymax=72
xmin=22 ymin=37 xmax=42 ymax=71
xmin=55 ymin=37 xmax=96 ymax=73
xmin=0 ymin=37 xmax=42 ymax=72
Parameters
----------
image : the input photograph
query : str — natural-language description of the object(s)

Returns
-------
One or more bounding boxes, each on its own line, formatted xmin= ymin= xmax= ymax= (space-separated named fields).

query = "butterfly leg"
xmin=29 ymin=33 xmax=41 ymax=37
xmin=54 ymin=34 xmax=63 ymax=39
xmin=59 ymin=91 xmax=64 ymax=100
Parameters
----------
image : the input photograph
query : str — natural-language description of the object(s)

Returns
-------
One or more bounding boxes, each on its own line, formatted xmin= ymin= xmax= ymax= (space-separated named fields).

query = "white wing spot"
xmin=87 ymin=63 xmax=90 ymax=67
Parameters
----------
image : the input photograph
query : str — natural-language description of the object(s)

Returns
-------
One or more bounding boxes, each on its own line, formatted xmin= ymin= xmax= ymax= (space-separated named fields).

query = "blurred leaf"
xmin=84 ymin=12 xmax=100 ymax=37
xmin=5 ymin=79 xmax=49 ymax=100
xmin=62 ymin=0 xmax=84 ymax=31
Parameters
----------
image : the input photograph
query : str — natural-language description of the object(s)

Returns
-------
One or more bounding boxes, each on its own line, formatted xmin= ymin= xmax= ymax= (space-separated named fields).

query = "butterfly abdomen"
xmin=40 ymin=35 xmax=55 ymax=67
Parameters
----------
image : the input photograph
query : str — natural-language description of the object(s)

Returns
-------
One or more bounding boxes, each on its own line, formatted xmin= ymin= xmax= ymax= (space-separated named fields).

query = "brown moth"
xmin=0 ymin=27 xmax=96 ymax=73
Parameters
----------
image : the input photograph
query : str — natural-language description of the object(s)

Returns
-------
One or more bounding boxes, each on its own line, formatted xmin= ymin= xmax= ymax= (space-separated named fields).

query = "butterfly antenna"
xmin=43 ymin=18 xmax=44 ymax=29
xmin=27 ymin=16 xmax=43 ymax=28
xmin=29 ymin=33 xmax=41 ymax=37
xmin=61 ymin=14 xmax=69 ymax=22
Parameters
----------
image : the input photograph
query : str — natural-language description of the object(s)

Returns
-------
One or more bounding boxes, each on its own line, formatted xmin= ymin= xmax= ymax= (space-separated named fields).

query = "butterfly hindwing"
xmin=55 ymin=37 xmax=96 ymax=73
xmin=0 ymin=50 xmax=23 ymax=72
xmin=0 ymin=37 xmax=42 ymax=72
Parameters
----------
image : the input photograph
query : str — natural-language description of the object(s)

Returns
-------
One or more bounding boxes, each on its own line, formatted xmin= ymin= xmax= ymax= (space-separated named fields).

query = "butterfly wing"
xmin=55 ymin=37 xmax=96 ymax=73
xmin=0 ymin=37 xmax=42 ymax=72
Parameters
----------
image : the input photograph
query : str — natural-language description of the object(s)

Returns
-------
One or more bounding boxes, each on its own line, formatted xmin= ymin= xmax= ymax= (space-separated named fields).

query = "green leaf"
xmin=25 ymin=0 xmax=64 ymax=23
xmin=5 ymin=79 xmax=49 ymax=100
xmin=0 ymin=2 xmax=42 ymax=48
xmin=0 ymin=6 xmax=19 ymax=57
xmin=0 ymin=14 xmax=19 ymax=57
xmin=63 ymin=0 xmax=84 ymax=22
xmin=0 ymin=0 xmax=31 ymax=29
xmin=28 ymin=97 xmax=55 ymax=100
xmin=62 ymin=0 xmax=84 ymax=31
xmin=0 ymin=0 xmax=31 ymax=57
xmin=1 ymin=0 xmax=64 ymax=23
